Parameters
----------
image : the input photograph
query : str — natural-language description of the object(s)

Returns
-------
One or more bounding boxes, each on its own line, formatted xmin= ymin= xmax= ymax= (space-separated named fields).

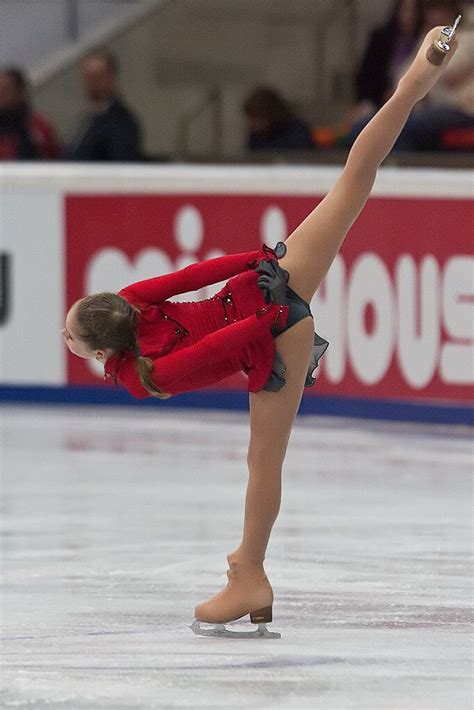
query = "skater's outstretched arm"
xmin=110 ymin=304 xmax=285 ymax=397
xmin=281 ymin=26 xmax=460 ymax=302
xmin=120 ymin=249 xmax=265 ymax=306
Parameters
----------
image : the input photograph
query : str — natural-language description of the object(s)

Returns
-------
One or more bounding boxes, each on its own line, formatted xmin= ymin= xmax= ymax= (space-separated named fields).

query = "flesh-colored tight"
xmin=231 ymin=26 xmax=455 ymax=564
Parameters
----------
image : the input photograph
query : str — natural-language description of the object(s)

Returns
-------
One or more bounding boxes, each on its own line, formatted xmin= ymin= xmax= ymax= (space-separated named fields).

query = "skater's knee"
xmin=247 ymin=446 xmax=283 ymax=476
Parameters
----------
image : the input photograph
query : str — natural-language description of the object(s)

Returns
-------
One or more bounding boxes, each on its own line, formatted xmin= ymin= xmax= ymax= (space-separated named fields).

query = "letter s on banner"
xmin=347 ymin=253 xmax=395 ymax=385
xmin=441 ymin=256 xmax=474 ymax=384
xmin=312 ymin=255 xmax=346 ymax=384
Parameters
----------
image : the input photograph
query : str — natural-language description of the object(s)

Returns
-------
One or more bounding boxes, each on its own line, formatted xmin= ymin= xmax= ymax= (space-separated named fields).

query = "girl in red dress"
xmin=62 ymin=28 xmax=459 ymax=637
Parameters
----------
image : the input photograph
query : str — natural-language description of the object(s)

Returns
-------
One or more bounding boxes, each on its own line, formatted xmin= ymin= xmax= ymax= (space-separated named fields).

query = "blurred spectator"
xmin=0 ymin=67 xmax=61 ymax=160
xmin=67 ymin=49 xmax=143 ymax=161
xmin=243 ymin=87 xmax=315 ymax=151
xmin=347 ymin=0 xmax=425 ymax=127
xmin=346 ymin=0 xmax=473 ymax=151
xmin=395 ymin=0 xmax=474 ymax=150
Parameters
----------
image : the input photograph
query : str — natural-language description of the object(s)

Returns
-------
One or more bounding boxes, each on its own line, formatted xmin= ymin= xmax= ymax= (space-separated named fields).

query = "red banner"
xmin=66 ymin=194 xmax=473 ymax=404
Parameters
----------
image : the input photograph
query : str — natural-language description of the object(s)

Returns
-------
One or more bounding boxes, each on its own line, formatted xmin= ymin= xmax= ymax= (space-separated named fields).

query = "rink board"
xmin=0 ymin=164 xmax=473 ymax=423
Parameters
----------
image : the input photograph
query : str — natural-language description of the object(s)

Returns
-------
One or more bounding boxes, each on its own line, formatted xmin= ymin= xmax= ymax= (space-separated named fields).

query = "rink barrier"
xmin=1 ymin=386 xmax=472 ymax=426
xmin=1 ymin=165 xmax=472 ymax=421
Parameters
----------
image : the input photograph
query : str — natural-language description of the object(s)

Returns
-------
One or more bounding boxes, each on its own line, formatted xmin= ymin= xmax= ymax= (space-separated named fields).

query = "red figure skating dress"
xmin=104 ymin=245 xmax=328 ymax=397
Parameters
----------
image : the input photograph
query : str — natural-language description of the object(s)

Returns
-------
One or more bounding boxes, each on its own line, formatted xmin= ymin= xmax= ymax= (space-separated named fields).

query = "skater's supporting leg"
xmin=233 ymin=316 xmax=315 ymax=563
xmin=194 ymin=318 xmax=314 ymax=627
xmin=279 ymin=27 xmax=459 ymax=303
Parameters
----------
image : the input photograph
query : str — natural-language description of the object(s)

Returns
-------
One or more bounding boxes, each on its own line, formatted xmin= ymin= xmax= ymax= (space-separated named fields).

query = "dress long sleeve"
xmin=152 ymin=305 xmax=284 ymax=392
xmin=120 ymin=250 xmax=263 ymax=305
xmin=111 ymin=304 xmax=287 ymax=397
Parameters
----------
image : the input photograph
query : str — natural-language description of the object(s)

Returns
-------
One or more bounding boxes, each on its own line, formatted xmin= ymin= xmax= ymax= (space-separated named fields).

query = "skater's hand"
xmin=255 ymin=259 xmax=289 ymax=305
xmin=398 ymin=26 xmax=459 ymax=103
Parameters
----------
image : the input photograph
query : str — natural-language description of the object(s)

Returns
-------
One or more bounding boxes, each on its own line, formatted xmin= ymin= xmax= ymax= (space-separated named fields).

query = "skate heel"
xmin=250 ymin=606 xmax=272 ymax=624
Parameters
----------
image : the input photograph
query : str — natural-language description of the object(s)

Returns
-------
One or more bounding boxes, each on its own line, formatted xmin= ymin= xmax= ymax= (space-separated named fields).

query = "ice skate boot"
xmin=190 ymin=555 xmax=281 ymax=639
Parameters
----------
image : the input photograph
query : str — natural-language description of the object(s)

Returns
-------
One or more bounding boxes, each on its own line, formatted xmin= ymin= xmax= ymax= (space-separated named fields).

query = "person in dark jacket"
xmin=67 ymin=49 xmax=142 ymax=162
xmin=243 ymin=87 xmax=315 ymax=152
xmin=356 ymin=0 xmax=425 ymax=107
xmin=345 ymin=0 xmax=425 ymax=142
xmin=0 ymin=67 xmax=61 ymax=160
xmin=394 ymin=0 xmax=472 ymax=151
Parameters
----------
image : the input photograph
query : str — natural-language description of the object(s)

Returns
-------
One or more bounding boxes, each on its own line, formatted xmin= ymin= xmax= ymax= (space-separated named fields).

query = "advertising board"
xmin=1 ymin=165 xmax=472 ymax=422
xmin=66 ymin=192 xmax=473 ymax=405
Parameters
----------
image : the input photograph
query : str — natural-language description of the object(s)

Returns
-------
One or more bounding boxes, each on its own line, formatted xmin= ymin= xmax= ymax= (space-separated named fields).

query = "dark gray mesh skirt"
xmin=263 ymin=286 xmax=329 ymax=392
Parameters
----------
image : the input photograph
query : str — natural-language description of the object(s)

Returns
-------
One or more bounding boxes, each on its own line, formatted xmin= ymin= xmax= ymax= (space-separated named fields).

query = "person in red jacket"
xmin=62 ymin=27 xmax=460 ymax=638
xmin=0 ymin=67 xmax=62 ymax=160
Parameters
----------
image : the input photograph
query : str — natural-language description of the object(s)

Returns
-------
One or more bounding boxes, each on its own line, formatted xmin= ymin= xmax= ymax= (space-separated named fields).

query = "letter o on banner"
xmin=347 ymin=253 xmax=395 ymax=385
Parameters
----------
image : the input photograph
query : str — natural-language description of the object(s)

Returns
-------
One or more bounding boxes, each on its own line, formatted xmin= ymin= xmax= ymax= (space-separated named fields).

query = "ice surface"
xmin=1 ymin=405 xmax=472 ymax=709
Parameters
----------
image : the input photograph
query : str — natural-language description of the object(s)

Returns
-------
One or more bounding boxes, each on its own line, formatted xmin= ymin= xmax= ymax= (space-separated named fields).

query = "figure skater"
xmin=62 ymin=25 xmax=460 ymax=638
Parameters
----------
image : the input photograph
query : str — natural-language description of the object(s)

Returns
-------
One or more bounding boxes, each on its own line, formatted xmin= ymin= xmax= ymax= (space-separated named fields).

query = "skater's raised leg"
xmin=278 ymin=26 xmax=459 ymax=304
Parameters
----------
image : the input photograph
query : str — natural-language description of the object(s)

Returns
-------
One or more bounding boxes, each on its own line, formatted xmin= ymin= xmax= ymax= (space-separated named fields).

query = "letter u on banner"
xmin=396 ymin=255 xmax=440 ymax=389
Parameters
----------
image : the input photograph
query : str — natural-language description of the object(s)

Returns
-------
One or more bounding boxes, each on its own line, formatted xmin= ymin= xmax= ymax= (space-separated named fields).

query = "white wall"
xmin=0 ymin=188 xmax=65 ymax=384
xmin=0 ymin=0 xmax=146 ymax=69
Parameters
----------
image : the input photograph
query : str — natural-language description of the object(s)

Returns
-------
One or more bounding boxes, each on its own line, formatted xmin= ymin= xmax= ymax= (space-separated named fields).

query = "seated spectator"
xmin=345 ymin=0 xmax=425 ymax=138
xmin=67 ymin=49 xmax=143 ymax=162
xmin=243 ymin=87 xmax=315 ymax=151
xmin=0 ymin=67 xmax=62 ymax=160
xmin=394 ymin=0 xmax=474 ymax=150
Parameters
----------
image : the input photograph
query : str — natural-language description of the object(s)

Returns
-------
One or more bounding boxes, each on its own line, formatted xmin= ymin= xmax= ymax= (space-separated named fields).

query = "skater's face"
xmin=62 ymin=301 xmax=98 ymax=359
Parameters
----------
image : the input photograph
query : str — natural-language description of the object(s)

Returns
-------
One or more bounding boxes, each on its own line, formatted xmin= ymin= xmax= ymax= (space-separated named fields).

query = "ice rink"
xmin=1 ymin=405 xmax=472 ymax=709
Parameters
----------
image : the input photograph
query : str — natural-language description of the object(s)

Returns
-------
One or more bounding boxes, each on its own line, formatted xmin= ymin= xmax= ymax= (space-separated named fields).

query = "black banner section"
xmin=0 ymin=252 xmax=11 ymax=326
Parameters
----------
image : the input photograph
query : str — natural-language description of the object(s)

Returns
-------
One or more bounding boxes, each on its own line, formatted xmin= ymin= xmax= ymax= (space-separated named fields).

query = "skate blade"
xmin=190 ymin=620 xmax=281 ymax=639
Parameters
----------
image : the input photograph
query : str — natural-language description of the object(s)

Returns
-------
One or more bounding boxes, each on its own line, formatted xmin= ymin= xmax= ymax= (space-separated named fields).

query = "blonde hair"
xmin=75 ymin=293 xmax=170 ymax=399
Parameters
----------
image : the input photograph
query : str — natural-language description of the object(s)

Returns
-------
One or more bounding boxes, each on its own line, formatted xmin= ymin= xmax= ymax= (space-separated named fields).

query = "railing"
xmin=175 ymin=0 xmax=365 ymax=159
xmin=0 ymin=0 xmax=150 ymax=69
xmin=26 ymin=0 xmax=394 ymax=160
